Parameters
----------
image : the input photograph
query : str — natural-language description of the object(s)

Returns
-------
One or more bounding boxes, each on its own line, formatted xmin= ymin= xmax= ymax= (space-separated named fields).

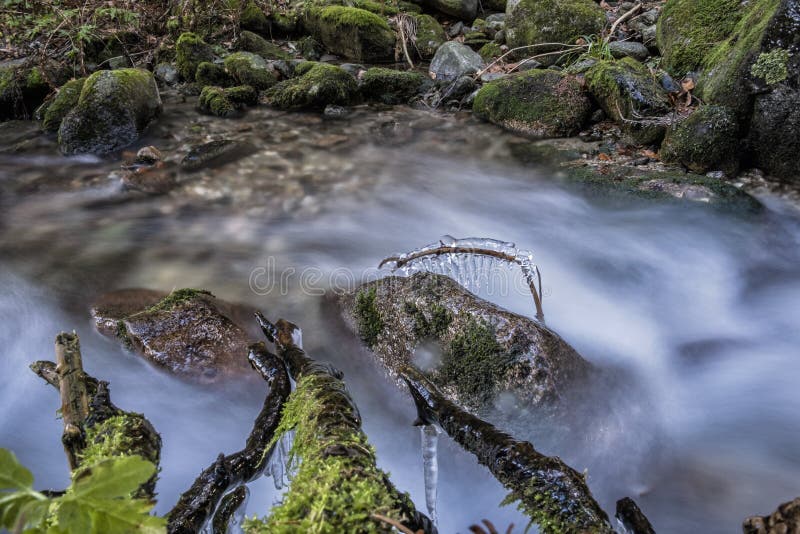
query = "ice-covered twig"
xmin=379 ymin=236 xmax=545 ymax=322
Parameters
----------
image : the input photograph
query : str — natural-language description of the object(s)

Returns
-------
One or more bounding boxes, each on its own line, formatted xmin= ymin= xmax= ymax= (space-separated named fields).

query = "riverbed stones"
xmin=58 ymin=68 xmax=162 ymax=155
xmin=303 ymin=6 xmax=396 ymax=63
xmin=91 ymin=288 xmax=255 ymax=383
xmin=338 ymin=272 xmax=593 ymax=415
xmin=429 ymin=41 xmax=484 ymax=81
xmin=473 ymin=69 xmax=592 ymax=138
xmin=263 ymin=61 xmax=358 ymax=109
xmin=660 ymin=105 xmax=739 ymax=175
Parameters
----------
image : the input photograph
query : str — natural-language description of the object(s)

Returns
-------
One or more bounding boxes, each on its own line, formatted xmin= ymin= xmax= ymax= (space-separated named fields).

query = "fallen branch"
xmin=54 ymin=332 xmax=90 ymax=471
xmin=167 ymin=341 xmax=290 ymax=534
xmin=605 ymin=3 xmax=643 ymax=45
xmin=212 ymin=485 xmax=249 ymax=533
xmin=400 ymin=365 xmax=614 ymax=534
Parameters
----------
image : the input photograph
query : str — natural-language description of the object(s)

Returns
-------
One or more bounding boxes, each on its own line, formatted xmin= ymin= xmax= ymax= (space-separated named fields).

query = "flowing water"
xmin=1 ymin=94 xmax=800 ymax=533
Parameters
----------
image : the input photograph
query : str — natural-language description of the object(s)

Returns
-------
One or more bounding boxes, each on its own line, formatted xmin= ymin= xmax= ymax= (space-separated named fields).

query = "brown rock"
xmin=744 ymin=497 xmax=800 ymax=534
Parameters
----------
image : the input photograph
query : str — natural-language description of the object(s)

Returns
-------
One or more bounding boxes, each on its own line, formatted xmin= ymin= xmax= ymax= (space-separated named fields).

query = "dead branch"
xmin=54 ymin=332 xmax=91 ymax=471
xmin=212 ymin=486 xmax=249 ymax=533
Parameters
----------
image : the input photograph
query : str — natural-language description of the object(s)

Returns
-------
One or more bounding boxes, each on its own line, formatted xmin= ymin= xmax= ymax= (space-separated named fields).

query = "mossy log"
xmin=30 ymin=333 xmax=161 ymax=499
xmin=244 ymin=313 xmax=436 ymax=534
xmin=167 ymin=341 xmax=291 ymax=534
xmin=401 ymin=365 xmax=614 ymax=534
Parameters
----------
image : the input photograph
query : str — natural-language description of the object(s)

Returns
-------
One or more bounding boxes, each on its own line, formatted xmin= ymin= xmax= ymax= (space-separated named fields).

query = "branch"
xmin=54 ymin=332 xmax=91 ymax=471
xmin=605 ymin=3 xmax=643 ymax=45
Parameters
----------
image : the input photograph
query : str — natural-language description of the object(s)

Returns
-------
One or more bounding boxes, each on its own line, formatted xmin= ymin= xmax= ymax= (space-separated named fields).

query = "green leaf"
xmin=0 ymin=448 xmax=34 ymax=491
xmin=70 ymin=456 xmax=155 ymax=500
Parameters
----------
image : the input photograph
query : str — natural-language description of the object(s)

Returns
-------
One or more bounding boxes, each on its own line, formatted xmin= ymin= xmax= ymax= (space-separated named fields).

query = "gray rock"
xmin=181 ymin=139 xmax=257 ymax=171
xmin=485 ymin=13 xmax=506 ymax=24
xmin=417 ymin=0 xmax=477 ymax=22
xmin=429 ymin=41 xmax=484 ymax=82
xmin=154 ymin=63 xmax=179 ymax=86
xmin=748 ymin=85 xmax=800 ymax=182
xmin=660 ymin=105 xmax=740 ymax=175
xmin=608 ymin=41 xmax=650 ymax=62
xmin=339 ymin=63 xmax=366 ymax=77
xmin=447 ymin=21 xmax=464 ymax=38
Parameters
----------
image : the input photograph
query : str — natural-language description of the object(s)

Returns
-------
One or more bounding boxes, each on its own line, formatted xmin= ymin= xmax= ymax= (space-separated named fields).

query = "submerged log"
xmin=167 ymin=342 xmax=290 ymax=534
xmin=401 ymin=365 xmax=614 ymax=534
xmin=244 ymin=312 xmax=437 ymax=534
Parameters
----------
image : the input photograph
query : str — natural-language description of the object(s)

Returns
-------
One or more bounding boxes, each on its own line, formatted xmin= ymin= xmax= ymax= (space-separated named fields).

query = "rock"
xmin=447 ymin=75 xmax=478 ymax=101
xmin=175 ymin=32 xmax=215 ymax=81
xmin=360 ymin=67 xmax=426 ymax=104
xmin=154 ymin=63 xmax=179 ymax=86
xmin=236 ymin=30 xmax=293 ymax=60
xmin=240 ymin=0 xmax=270 ymax=34
xmin=743 ymin=497 xmax=800 ymax=534
xmin=608 ymin=41 xmax=650 ymax=62
xmin=223 ymin=52 xmax=279 ymax=90
xmin=337 ymin=272 xmax=593 ymax=415
xmin=473 ymin=69 xmax=591 ymax=138
xmin=195 ymin=61 xmax=234 ymax=87
xmin=748 ymin=83 xmax=800 ymax=182
xmin=298 ymin=36 xmax=324 ymax=61
xmin=585 ymin=58 xmax=670 ymax=145
xmin=505 ymin=0 xmax=605 ymax=61
xmin=41 ymin=78 xmax=85 ymax=132
xmin=263 ymin=61 xmax=358 ymax=109
xmin=303 ymin=6 xmax=396 ymax=63
xmin=447 ymin=21 xmax=464 ymax=38
xmin=415 ymin=0 xmax=477 ymax=21
xmin=0 ymin=62 xmax=51 ymax=121
xmin=181 ymin=139 xmax=257 ymax=171
xmin=483 ymin=0 xmax=506 ymax=11
xmin=339 ymin=63 xmax=366 ymax=77
xmin=58 ymin=69 xmax=161 ymax=155
xmin=410 ymin=14 xmax=446 ymax=59
xmin=478 ymin=41 xmax=503 ymax=61
xmin=197 ymin=86 xmax=238 ymax=117
xmin=429 ymin=41 xmax=484 ymax=81
xmin=135 ymin=145 xmax=163 ymax=164
xmin=660 ymin=105 xmax=739 ymax=175
xmin=91 ymin=288 xmax=255 ymax=384
xmin=323 ymin=104 xmax=352 ymax=119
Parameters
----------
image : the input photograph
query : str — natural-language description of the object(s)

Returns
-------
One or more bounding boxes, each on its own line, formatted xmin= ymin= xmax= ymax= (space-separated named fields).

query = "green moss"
xmin=195 ymin=61 xmax=234 ymax=87
xmin=304 ymin=5 xmax=395 ymax=62
xmin=355 ymin=287 xmax=383 ymax=346
xmin=436 ymin=316 xmax=512 ymax=406
xmin=176 ymin=32 xmax=215 ymax=81
xmin=198 ymin=86 xmax=238 ymax=117
xmin=42 ymin=78 xmax=85 ymax=132
xmin=473 ymin=69 xmax=591 ymax=138
xmin=750 ymin=48 xmax=789 ymax=85
xmin=224 ymin=51 xmax=278 ymax=90
xmin=80 ymin=414 xmax=158 ymax=467
xmin=478 ymin=41 xmax=503 ymax=61
xmin=143 ymin=288 xmax=213 ymax=313
xmin=410 ymin=14 xmax=445 ymax=59
xmin=237 ymin=30 xmax=293 ymax=60
xmin=115 ymin=320 xmax=133 ymax=350
xmin=360 ymin=67 xmax=425 ymax=104
xmin=243 ymin=374 xmax=410 ymax=533
xmin=241 ymin=0 xmax=270 ymax=33
xmin=264 ymin=61 xmax=358 ymax=109
xmin=225 ymin=85 xmax=258 ymax=105
xmin=403 ymin=301 xmax=452 ymax=338
xmin=505 ymin=0 xmax=605 ymax=58
xmin=298 ymin=36 xmax=324 ymax=60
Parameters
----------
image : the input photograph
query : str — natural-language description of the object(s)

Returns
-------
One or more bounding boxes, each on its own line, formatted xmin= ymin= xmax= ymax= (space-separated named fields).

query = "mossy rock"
xmin=58 ymin=68 xmax=162 ymax=155
xmin=585 ymin=57 xmax=670 ymax=145
xmin=417 ymin=0 xmax=477 ymax=21
xmin=236 ymin=30 xmax=293 ymax=60
xmin=505 ymin=0 xmax=605 ymax=61
xmin=223 ymin=51 xmax=279 ymax=90
xmin=360 ymin=67 xmax=426 ymax=104
xmin=0 ymin=63 xmax=51 ymax=121
xmin=264 ymin=61 xmax=358 ymax=109
xmin=225 ymin=85 xmax=259 ymax=106
xmin=195 ymin=61 xmax=235 ymax=87
xmin=176 ymin=32 xmax=215 ymax=81
xmin=304 ymin=5 xmax=396 ymax=63
xmin=478 ymin=41 xmax=503 ymax=61
xmin=410 ymin=14 xmax=446 ymax=60
xmin=41 ymin=78 xmax=85 ymax=132
xmin=474 ymin=69 xmax=591 ymax=138
xmin=241 ymin=0 xmax=270 ymax=34
xmin=660 ymin=105 xmax=739 ymax=175
xmin=198 ymin=86 xmax=238 ymax=117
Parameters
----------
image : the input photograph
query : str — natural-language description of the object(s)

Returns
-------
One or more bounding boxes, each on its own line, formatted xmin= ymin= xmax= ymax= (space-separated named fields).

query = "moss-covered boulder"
xmin=660 ymin=105 xmax=739 ymax=175
xmin=474 ymin=69 xmax=591 ymax=138
xmin=195 ymin=61 xmax=234 ymax=87
xmin=240 ymin=0 xmax=270 ymax=34
xmin=585 ymin=57 xmax=671 ymax=144
xmin=411 ymin=14 xmax=446 ymax=59
xmin=236 ymin=30 xmax=293 ymax=60
xmin=0 ymin=63 xmax=51 ymax=121
xmin=223 ymin=51 xmax=279 ymax=90
xmin=41 ymin=78 xmax=85 ymax=132
xmin=505 ymin=0 xmax=605 ymax=61
xmin=304 ymin=6 xmax=396 ymax=63
xmin=198 ymin=84 xmax=259 ymax=117
xmin=360 ymin=67 xmax=426 ymax=104
xmin=176 ymin=32 xmax=215 ymax=81
xmin=429 ymin=41 xmax=484 ymax=81
xmin=58 ymin=69 xmax=161 ymax=155
xmin=416 ymin=0 xmax=477 ymax=21
xmin=264 ymin=61 xmax=358 ymax=109
xmin=748 ymin=83 xmax=800 ymax=181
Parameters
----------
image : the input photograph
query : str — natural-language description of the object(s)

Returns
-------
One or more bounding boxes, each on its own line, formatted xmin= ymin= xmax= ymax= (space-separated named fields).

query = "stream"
xmin=1 ymin=94 xmax=800 ymax=533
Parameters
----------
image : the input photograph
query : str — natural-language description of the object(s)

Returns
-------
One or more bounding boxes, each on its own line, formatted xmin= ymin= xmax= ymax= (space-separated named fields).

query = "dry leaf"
xmin=598 ymin=153 xmax=612 ymax=161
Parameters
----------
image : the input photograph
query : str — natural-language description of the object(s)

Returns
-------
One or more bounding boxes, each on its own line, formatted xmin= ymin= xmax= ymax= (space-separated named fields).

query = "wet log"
xmin=167 ymin=342 xmax=290 ymax=534
xmin=249 ymin=312 xmax=437 ymax=534
xmin=400 ymin=364 xmax=614 ymax=534
xmin=615 ymin=497 xmax=655 ymax=534
xmin=212 ymin=486 xmax=249 ymax=533
xmin=54 ymin=332 xmax=91 ymax=471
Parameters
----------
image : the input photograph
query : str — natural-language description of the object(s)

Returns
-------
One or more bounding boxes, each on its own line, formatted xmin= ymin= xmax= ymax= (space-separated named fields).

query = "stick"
xmin=55 ymin=332 xmax=90 ymax=471
xmin=605 ymin=3 xmax=643 ymax=44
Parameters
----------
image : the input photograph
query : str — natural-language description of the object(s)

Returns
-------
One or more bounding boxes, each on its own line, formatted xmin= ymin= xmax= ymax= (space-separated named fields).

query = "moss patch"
xmin=42 ymin=78 xmax=85 ymax=132
xmin=478 ymin=42 xmax=503 ymax=61
xmin=237 ymin=30 xmax=293 ymax=60
xmin=142 ymin=288 xmax=213 ymax=314
xmin=403 ymin=301 xmax=452 ymax=339
xmin=750 ymin=48 xmax=789 ymax=85
xmin=264 ymin=61 xmax=358 ymax=109
xmin=195 ymin=61 xmax=234 ymax=87
xmin=660 ymin=105 xmax=739 ymax=174
xmin=224 ymin=51 xmax=278 ymax=89
xmin=176 ymin=32 xmax=215 ymax=81
xmin=411 ymin=14 xmax=445 ymax=59
xmin=304 ymin=5 xmax=395 ymax=62
xmin=241 ymin=0 xmax=270 ymax=34
xmin=355 ymin=287 xmax=383 ymax=346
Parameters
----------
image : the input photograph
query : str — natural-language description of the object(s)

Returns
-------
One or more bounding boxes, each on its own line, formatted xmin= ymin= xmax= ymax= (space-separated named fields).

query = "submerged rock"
xmin=304 ymin=6 xmax=396 ymax=63
xmin=263 ymin=61 xmax=358 ymax=110
xmin=473 ymin=69 xmax=592 ymax=138
xmin=92 ymin=288 xmax=255 ymax=383
xmin=181 ymin=139 xmax=257 ymax=171
xmin=660 ymin=105 xmax=739 ymax=175
xmin=429 ymin=41 xmax=484 ymax=81
xmin=338 ymin=272 xmax=593 ymax=416
xmin=58 ymin=68 xmax=162 ymax=155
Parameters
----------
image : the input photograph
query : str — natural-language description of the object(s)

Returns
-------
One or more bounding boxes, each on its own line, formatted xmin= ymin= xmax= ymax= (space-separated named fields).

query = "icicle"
xmin=421 ymin=424 xmax=441 ymax=525
xmin=267 ymin=429 xmax=295 ymax=490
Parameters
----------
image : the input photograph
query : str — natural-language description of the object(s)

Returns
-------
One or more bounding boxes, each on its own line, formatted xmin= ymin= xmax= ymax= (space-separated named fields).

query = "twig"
xmin=474 ymin=42 xmax=584 ymax=78
xmin=605 ymin=2 xmax=643 ymax=44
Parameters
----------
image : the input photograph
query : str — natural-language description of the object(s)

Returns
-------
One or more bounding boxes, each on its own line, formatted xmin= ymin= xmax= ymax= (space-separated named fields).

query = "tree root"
xmin=167 ymin=341 xmax=291 ymax=534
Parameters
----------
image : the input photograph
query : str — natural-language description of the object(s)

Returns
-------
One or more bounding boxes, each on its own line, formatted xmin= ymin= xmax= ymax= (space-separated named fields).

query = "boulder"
xmin=748 ymin=84 xmax=800 ymax=181
xmin=360 ymin=67 xmax=426 ymax=104
xmin=660 ymin=105 xmax=739 ymax=175
xmin=414 ymin=0 xmax=476 ymax=22
xmin=608 ymin=41 xmax=650 ymax=62
xmin=240 ymin=0 xmax=270 ymax=34
xmin=235 ymin=30 xmax=293 ymax=60
xmin=175 ymin=32 xmax=215 ymax=81
xmin=0 ymin=62 xmax=51 ymax=121
xmin=473 ymin=69 xmax=592 ymax=138
xmin=585 ymin=57 xmax=670 ymax=145
xmin=223 ymin=51 xmax=279 ymax=90
xmin=91 ymin=288 xmax=256 ymax=384
xmin=337 ymin=272 xmax=594 ymax=415
xmin=505 ymin=0 xmax=605 ymax=61
xmin=429 ymin=41 xmax=484 ymax=81
xmin=58 ymin=68 xmax=162 ymax=155
xmin=194 ymin=62 xmax=234 ymax=87
xmin=303 ymin=6 xmax=396 ymax=63
xmin=263 ymin=61 xmax=358 ymax=109
xmin=41 ymin=78 xmax=85 ymax=132
xmin=410 ymin=14 xmax=446 ymax=60
xmin=197 ymin=86 xmax=238 ymax=117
